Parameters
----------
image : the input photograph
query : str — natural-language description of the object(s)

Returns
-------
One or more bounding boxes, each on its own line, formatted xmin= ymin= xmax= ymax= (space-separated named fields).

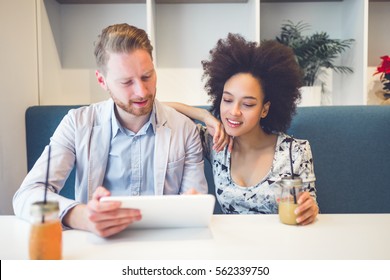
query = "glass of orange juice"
xmin=29 ymin=201 xmax=62 ymax=260
xmin=278 ymin=177 xmax=303 ymax=225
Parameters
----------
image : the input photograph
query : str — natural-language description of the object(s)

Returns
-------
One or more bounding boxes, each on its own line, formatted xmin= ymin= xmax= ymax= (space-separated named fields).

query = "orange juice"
xmin=29 ymin=219 xmax=62 ymax=260
xmin=278 ymin=201 xmax=298 ymax=225
xmin=278 ymin=177 xmax=302 ymax=225
xmin=29 ymin=201 xmax=62 ymax=260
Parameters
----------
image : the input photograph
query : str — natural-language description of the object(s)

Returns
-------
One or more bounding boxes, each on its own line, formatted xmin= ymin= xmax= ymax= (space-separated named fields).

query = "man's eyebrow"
xmin=143 ymin=69 xmax=154 ymax=75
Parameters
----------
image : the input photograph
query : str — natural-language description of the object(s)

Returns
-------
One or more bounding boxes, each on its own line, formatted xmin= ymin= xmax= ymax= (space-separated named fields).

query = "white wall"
xmin=0 ymin=0 xmax=38 ymax=214
xmin=367 ymin=0 xmax=390 ymax=105
xmin=338 ymin=0 xmax=367 ymax=105
xmin=368 ymin=1 xmax=390 ymax=67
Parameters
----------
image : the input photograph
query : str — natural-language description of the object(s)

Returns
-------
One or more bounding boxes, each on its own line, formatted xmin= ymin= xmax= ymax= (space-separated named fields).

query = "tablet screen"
xmin=101 ymin=194 xmax=215 ymax=229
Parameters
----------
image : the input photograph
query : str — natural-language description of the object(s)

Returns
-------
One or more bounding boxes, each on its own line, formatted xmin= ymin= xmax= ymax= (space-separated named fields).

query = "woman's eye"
xmin=223 ymin=99 xmax=232 ymax=103
xmin=243 ymin=104 xmax=255 ymax=107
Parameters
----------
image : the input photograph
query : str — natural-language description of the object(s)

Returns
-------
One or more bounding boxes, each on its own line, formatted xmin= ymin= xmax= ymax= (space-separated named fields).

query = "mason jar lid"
xmin=280 ymin=177 xmax=303 ymax=188
xmin=30 ymin=201 xmax=59 ymax=216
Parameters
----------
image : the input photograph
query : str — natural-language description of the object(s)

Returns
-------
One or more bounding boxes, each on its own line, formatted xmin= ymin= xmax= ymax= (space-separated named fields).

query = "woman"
xmin=167 ymin=34 xmax=318 ymax=225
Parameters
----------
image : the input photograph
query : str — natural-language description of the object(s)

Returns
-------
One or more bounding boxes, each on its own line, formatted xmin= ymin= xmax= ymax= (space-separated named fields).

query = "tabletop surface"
xmin=1 ymin=214 xmax=389 ymax=260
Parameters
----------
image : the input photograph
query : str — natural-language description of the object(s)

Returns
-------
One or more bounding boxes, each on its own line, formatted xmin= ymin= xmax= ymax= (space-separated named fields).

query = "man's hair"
xmin=94 ymin=23 xmax=153 ymax=74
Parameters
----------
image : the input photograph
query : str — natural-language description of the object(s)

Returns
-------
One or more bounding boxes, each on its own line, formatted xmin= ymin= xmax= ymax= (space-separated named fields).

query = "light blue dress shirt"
xmin=103 ymin=106 xmax=156 ymax=196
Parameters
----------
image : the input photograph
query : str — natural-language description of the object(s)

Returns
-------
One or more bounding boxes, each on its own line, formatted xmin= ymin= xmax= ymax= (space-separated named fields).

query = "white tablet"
xmin=100 ymin=194 xmax=215 ymax=229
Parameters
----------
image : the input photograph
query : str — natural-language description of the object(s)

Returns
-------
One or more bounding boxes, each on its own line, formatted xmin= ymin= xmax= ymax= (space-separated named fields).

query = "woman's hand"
xmin=203 ymin=113 xmax=233 ymax=152
xmin=295 ymin=192 xmax=319 ymax=225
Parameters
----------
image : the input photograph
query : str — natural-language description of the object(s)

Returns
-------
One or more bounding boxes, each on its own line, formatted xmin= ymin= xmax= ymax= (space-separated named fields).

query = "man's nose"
xmin=134 ymin=81 xmax=148 ymax=97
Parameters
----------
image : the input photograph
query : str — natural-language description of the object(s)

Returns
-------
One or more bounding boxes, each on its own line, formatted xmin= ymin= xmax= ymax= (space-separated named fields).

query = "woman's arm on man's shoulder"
xmin=164 ymin=102 xmax=232 ymax=152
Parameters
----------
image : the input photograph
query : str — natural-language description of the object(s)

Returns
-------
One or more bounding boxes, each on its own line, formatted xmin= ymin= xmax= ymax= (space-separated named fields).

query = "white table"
xmin=1 ymin=214 xmax=389 ymax=260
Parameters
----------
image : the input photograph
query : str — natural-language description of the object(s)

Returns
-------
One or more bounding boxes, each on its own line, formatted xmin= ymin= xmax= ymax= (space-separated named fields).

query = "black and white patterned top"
xmin=198 ymin=125 xmax=317 ymax=214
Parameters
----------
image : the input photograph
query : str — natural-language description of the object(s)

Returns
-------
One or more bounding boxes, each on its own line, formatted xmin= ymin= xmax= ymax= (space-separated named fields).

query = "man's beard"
xmin=109 ymin=91 xmax=155 ymax=117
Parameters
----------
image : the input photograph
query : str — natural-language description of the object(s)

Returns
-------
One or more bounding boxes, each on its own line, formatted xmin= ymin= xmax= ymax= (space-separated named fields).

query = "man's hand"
xmin=184 ymin=188 xmax=200 ymax=195
xmin=64 ymin=186 xmax=142 ymax=237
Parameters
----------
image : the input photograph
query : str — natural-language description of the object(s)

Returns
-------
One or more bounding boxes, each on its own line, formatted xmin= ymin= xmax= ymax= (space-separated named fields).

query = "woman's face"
xmin=220 ymin=73 xmax=270 ymax=137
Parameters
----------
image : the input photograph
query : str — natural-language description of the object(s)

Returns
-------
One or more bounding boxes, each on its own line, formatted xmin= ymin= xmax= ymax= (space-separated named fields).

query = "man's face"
xmin=97 ymin=49 xmax=157 ymax=117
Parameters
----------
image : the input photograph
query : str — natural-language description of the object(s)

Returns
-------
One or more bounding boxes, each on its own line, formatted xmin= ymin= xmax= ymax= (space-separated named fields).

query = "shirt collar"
xmin=111 ymin=103 xmax=156 ymax=138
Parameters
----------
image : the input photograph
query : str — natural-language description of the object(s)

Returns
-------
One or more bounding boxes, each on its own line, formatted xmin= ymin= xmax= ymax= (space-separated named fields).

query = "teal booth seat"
xmin=25 ymin=105 xmax=81 ymax=200
xmin=25 ymin=105 xmax=390 ymax=214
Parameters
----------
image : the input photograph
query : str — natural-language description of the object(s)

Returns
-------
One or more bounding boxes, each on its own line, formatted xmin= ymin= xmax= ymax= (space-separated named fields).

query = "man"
xmin=13 ymin=24 xmax=207 ymax=237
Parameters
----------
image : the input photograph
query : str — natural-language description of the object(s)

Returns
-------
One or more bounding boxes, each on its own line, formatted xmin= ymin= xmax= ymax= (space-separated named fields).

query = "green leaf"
xmin=276 ymin=20 xmax=354 ymax=87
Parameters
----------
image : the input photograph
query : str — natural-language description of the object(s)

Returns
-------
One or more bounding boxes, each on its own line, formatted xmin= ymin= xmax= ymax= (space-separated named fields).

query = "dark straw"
xmin=44 ymin=145 xmax=51 ymax=204
xmin=289 ymin=137 xmax=294 ymax=179
xmin=291 ymin=184 xmax=297 ymax=204
xmin=289 ymin=138 xmax=297 ymax=204
xmin=42 ymin=145 xmax=51 ymax=223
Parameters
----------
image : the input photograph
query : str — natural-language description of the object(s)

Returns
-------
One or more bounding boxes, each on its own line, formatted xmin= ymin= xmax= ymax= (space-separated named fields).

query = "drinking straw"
xmin=289 ymin=138 xmax=294 ymax=179
xmin=42 ymin=145 xmax=51 ymax=223
xmin=289 ymin=138 xmax=297 ymax=204
xmin=291 ymin=184 xmax=297 ymax=204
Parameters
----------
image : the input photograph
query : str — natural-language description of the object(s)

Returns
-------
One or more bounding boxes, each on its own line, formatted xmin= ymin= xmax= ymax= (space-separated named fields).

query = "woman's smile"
xmin=226 ymin=118 xmax=243 ymax=128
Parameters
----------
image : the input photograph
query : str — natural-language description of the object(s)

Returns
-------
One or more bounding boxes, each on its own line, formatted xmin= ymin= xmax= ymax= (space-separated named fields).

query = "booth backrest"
xmin=287 ymin=106 xmax=390 ymax=213
xmin=25 ymin=105 xmax=81 ymax=200
xmin=25 ymin=105 xmax=390 ymax=214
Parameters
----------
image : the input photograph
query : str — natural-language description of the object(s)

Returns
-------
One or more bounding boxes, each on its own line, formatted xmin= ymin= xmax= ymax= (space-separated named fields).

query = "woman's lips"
xmin=226 ymin=118 xmax=242 ymax=128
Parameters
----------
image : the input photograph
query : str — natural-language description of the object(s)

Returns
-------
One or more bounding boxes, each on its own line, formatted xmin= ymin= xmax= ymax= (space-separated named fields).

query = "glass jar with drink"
xmin=29 ymin=201 xmax=62 ymax=260
xmin=278 ymin=177 xmax=303 ymax=225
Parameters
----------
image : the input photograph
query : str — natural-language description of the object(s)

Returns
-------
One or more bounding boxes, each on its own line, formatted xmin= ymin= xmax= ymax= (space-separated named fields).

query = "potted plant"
xmin=276 ymin=21 xmax=355 ymax=106
xmin=372 ymin=55 xmax=390 ymax=104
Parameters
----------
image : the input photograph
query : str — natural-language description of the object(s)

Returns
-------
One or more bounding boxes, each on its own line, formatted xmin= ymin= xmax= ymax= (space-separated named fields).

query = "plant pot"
xmin=299 ymin=86 xmax=322 ymax=107
xmin=374 ymin=89 xmax=390 ymax=105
